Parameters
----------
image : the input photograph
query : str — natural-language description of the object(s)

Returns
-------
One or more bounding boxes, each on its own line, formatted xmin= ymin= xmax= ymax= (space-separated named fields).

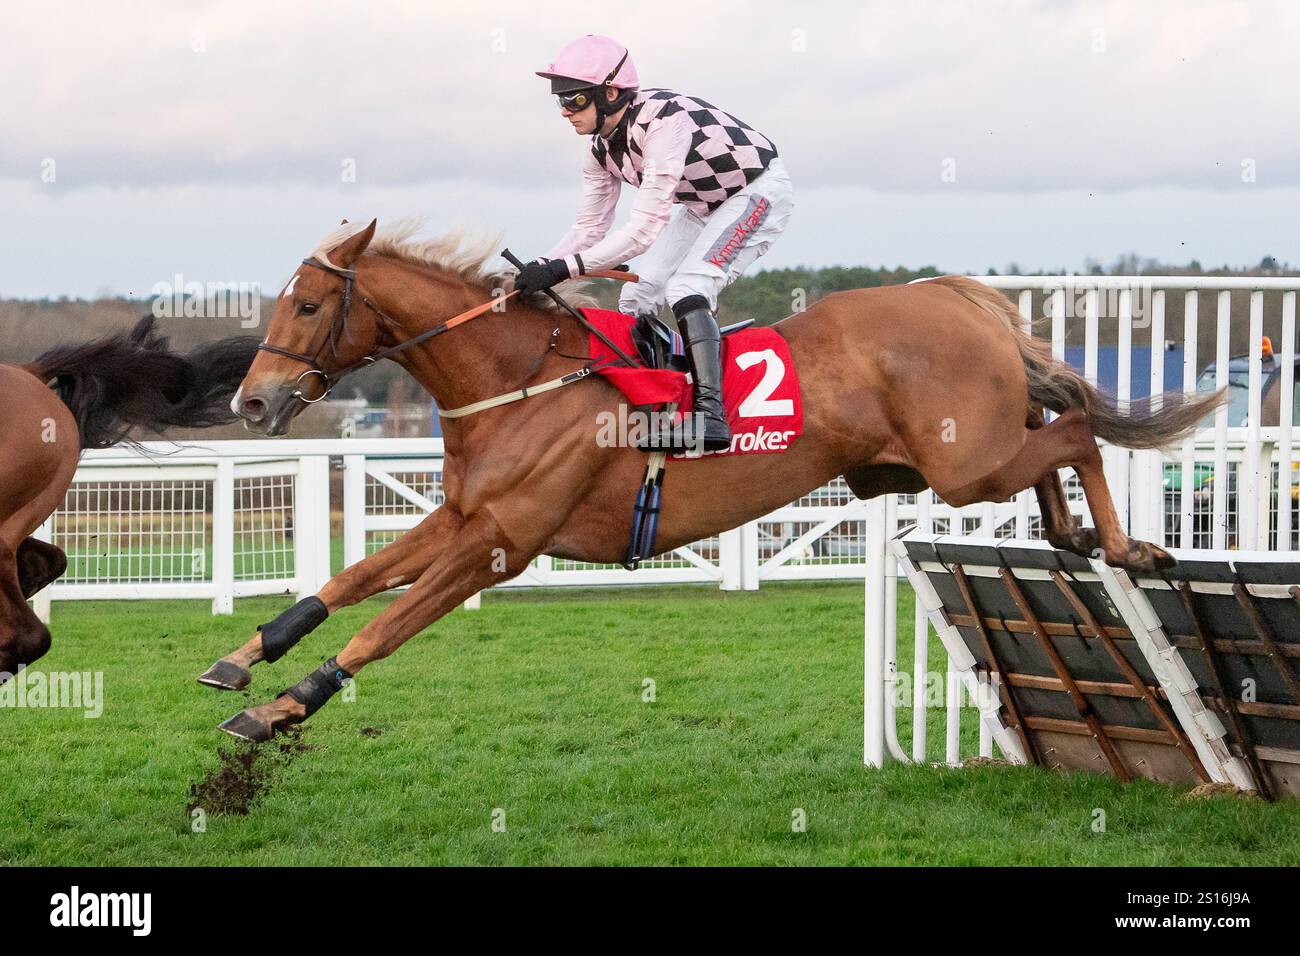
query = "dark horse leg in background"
xmin=0 ymin=318 xmax=259 ymax=674
xmin=16 ymin=537 xmax=68 ymax=599
xmin=0 ymin=543 xmax=52 ymax=675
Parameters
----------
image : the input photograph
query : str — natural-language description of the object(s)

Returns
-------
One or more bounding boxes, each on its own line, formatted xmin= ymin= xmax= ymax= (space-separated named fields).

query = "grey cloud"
xmin=4 ymin=1 xmax=1298 ymax=192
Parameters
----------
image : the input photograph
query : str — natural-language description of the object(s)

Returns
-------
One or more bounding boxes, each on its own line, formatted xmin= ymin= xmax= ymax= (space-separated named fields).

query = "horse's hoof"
xmin=1115 ymin=539 xmax=1178 ymax=573
xmin=198 ymin=659 xmax=251 ymax=691
xmin=1047 ymin=525 xmax=1101 ymax=560
xmin=218 ymin=709 xmax=273 ymax=742
xmin=1151 ymin=546 xmax=1176 ymax=571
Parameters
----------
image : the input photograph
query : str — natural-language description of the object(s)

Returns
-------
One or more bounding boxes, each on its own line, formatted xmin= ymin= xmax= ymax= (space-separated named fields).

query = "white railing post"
xmin=1241 ymin=291 xmax=1264 ymax=549
xmin=1147 ymin=289 xmax=1167 ymax=546
xmin=1046 ymin=286 xmax=1066 ymax=429
xmin=1015 ymin=281 xmax=1034 ymax=524
xmin=740 ymin=520 xmax=760 ymax=590
xmin=31 ymin=517 xmax=54 ymax=624
xmin=1180 ymin=291 xmax=1199 ymax=549
xmin=863 ymin=496 xmax=887 ymax=767
xmin=1083 ymin=287 xmax=1105 ymax=532
xmin=911 ymin=490 xmax=934 ymax=762
xmin=212 ymin=458 xmax=235 ymax=615
xmin=1213 ymin=291 xmax=1232 ymax=549
xmin=882 ymin=494 xmax=912 ymax=763
xmin=743 ymin=522 xmax=759 ymax=590
xmin=343 ymin=454 xmax=367 ymax=569
xmin=719 ymin=526 xmax=742 ymax=590
xmin=1257 ymin=442 xmax=1275 ymax=550
xmin=1113 ymin=287 xmax=1133 ymax=532
xmin=722 ymin=521 xmax=760 ymax=590
xmin=294 ymin=455 xmax=332 ymax=600
xmin=1280 ymin=292 xmax=1297 ymax=551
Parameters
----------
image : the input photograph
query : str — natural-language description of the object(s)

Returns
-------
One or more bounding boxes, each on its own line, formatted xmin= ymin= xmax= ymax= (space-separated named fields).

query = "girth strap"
xmin=439 ymin=357 xmax=623 ymax=419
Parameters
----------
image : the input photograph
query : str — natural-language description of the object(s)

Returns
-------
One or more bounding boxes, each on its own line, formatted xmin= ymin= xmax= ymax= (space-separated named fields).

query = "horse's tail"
xmin=929 ymin=275 xmax=1227 ymax=454
xmin=25 ymin=316 xmax=260 ymax=450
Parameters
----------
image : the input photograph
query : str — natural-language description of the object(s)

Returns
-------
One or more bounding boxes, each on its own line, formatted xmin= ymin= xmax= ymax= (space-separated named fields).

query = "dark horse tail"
xmin=24 ymin=316 xmax=260 ymax=450
xmin=932 ymin=275 xmax=1228 ymax=454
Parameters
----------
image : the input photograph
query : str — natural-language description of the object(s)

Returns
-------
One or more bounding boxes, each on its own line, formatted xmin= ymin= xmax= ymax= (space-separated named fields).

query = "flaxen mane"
xmin=311 ymin=219 xmax=595 ymax=310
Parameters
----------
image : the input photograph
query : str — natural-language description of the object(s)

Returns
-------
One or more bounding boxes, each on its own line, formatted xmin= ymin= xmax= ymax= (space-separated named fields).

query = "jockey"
xmin=514 ymin=35 xmax=794 ymax=452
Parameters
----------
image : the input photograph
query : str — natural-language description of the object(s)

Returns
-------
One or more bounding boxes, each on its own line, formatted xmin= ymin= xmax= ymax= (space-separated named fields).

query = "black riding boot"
xmin=673 ymin=297 xmax=732 ymax=453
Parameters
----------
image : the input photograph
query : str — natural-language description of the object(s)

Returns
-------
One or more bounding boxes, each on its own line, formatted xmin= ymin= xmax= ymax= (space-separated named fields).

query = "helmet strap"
xmin=593 ymin=49 xmax=632 ymax=135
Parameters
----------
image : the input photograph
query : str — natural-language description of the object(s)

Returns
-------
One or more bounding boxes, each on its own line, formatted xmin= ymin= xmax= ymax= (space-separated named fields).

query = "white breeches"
xmin=617 ymin=156 xmax=794 ymax=318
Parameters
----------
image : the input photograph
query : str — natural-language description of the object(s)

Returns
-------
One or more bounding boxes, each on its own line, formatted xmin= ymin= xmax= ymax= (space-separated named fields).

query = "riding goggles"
xmin=556 ymin=87 xmax=599 ymax=112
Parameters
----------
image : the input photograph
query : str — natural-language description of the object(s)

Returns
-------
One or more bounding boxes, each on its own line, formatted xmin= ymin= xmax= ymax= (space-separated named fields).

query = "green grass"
xmin=2 ymin=581 xmax=1298 ymax=866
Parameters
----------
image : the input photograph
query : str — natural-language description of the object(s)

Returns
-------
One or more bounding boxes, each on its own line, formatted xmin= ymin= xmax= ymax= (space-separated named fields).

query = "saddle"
xmin=626 ymin=312 xmax=754 ymax=373
xmin=629 ymin=314 xmax=680 ymax=373
xmin=611 ymin=312 xmax=768 ymax=571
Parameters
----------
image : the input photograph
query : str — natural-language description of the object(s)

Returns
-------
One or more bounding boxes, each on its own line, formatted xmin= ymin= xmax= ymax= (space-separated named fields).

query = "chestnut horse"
xmin=0 ymin=318 xmax=258 ymax=675
xmin=204 ymin=219 xmax=1225 ymax=742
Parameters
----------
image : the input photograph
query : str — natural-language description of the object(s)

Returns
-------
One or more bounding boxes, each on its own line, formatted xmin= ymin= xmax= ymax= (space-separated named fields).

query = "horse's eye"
xmin=300 ymin=303 xmax=319 ymax=316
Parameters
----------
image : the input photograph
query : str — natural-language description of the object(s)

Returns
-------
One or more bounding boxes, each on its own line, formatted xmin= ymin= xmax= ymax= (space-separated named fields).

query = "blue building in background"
xmin=1064 ymin=345 xmax=1187 ymax=399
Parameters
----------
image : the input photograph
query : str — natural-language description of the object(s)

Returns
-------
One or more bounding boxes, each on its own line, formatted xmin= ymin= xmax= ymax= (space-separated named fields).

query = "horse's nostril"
xmin=241 ymin=397 xmax=268 ymax=422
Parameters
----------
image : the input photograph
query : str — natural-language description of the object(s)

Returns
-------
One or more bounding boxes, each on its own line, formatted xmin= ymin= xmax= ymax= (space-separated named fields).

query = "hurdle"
xmin=863 ymin=275 xmax=1300 ymax=795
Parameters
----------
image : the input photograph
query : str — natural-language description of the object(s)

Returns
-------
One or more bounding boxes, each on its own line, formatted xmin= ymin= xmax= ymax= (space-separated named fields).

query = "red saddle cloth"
xmin=583 ymin=308 xmax=803 ymax=458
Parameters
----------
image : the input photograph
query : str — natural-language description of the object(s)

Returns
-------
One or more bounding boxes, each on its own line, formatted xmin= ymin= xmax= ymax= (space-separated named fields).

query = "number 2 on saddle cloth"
xmin=580 ymin=308 xmax=805 ymax=569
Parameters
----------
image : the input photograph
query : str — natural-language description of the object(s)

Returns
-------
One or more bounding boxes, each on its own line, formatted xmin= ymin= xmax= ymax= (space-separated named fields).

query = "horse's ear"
xmin=332 ymin=219 xmax=377 ymax=268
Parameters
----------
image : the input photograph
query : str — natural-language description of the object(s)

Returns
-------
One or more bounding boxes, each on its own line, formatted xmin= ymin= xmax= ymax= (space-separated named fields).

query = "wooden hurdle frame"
xmin=886 ymin=533 xmax=1300 ymax=798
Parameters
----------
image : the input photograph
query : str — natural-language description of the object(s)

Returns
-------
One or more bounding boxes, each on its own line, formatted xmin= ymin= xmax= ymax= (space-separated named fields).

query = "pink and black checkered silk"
xmin=590 ymin=89 xmax=779 ymax=218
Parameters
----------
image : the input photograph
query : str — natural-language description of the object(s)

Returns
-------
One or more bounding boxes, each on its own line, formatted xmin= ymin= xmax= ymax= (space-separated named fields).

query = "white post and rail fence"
xmin=28 ymin=276 xmax=1300 ymax=768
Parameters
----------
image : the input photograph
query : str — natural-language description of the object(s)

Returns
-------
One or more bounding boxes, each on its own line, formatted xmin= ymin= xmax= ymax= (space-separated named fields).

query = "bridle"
xmin=256 ymin=256 xmax=521 ymax=404
xmin=255 ymin=257 xmax=385 ymax=403
xmin=256 ymin=253 xmax=644 ymax=411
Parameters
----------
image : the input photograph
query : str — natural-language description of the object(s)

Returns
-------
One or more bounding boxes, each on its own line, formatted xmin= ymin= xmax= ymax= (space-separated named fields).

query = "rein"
xmin=257 ymin=255 xmax=640 ymax=414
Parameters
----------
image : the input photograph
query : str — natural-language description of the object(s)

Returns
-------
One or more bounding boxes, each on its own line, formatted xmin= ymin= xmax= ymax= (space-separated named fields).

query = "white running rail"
xmin=24 ymin=275 xmax=1300 ymax=777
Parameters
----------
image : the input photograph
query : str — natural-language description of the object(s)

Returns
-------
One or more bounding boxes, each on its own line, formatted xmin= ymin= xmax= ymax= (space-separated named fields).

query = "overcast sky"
xmin=2 ymin=0 xmax=1297 ymax=298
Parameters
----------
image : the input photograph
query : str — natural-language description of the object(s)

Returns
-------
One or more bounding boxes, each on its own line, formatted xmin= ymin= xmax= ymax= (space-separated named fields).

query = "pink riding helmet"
xmin=536 ymin=35 xmax=639 ymax=91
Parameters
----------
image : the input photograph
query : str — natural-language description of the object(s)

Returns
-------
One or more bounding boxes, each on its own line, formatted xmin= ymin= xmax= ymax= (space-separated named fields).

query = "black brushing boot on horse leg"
xmin=219 ymin=656 xmax=353 ymax=742
xmin=197 ymin=595 xmax=330 ymax=691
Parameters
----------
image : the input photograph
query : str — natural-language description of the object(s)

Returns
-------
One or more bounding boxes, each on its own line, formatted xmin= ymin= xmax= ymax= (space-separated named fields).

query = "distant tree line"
xmin=3 ymin=254 xmax=1295 ymax=406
